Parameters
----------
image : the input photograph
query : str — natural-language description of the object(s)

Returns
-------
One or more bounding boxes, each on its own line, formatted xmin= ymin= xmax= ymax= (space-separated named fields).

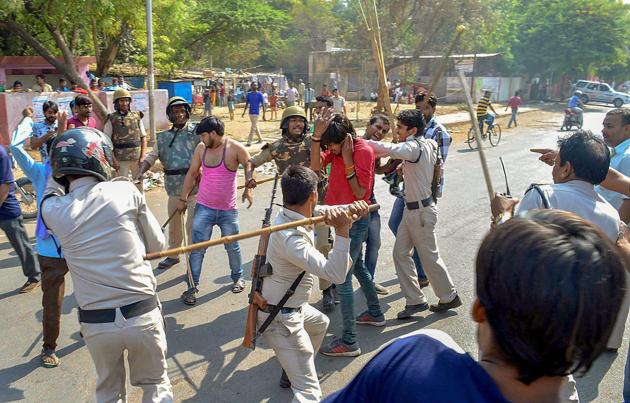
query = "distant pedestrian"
xmin=286 ymin=83 xmax=299 ymax=107
xmin=203 ymin=89 xmax=213 ymax=117
xmin=505 ymin=90 xmax=523 ymax=128
xmin=332 ymin=88 xmax=347 ymax=116
xmin=269 ymin=90 xmax=278 ymax=121
xmin=227 ymin=90 xmax=235 ymax=121
xmin=298 ymin=79 xmax=306 ymax=106
xmin=321 ymin=83 xmax=332 ymax=97
xmin=304 ymin=83 xmax=316 ymax=121
xmin=242 ymin=82 xmax=265 ymax=146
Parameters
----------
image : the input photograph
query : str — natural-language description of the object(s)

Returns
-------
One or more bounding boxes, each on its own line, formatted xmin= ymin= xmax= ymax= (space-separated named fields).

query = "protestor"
xmin=177 ymin=116 xmax=253 ymax=304
xmin=30 ymin=100 xmax=59 ymax=161
xmin=103 ymin=88 xmax=147 ymax=191
xmin=311 ymin=112 xmax=386 ymax=357
xmin=42 ymin=128 xmax=172 ymax=402
xmin=365 ymin=109 xmax=461 ymax=319
xmin=138 ymin=96 xmax=199 ymax=270
xmin=10 ymin=127 xmax=68 ymax=368
xmin=245 ymin=106 xmax=337 ymax=312
xmin=67 ymin=95 xmax=98 ymax=128
xmin=242 ymin=82 xmax=265 ymax=146
xmin=325 ymin=210 xmax=624 ymax=403
xmin=259 ymin=166 xmax=368 ymax=401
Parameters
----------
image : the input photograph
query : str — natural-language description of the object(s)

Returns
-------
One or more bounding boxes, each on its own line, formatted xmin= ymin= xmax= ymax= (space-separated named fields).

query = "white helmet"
xmin=574 ymin=90 xmax=583 ymax=96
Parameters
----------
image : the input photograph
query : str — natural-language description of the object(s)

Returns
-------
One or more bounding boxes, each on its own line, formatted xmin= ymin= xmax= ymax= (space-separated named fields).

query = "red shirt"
xmin=323 ymin=138 xmax=374 ymax=206
xmin=67 ymin=116 xmax=98 ymax=128
xmin=507 ymin=96 xmax=522 ymax=110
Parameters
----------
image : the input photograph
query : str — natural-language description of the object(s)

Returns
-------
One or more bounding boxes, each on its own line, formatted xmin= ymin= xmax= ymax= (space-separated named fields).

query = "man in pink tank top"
xmin=177 ymin=117 xmax=254 ymax=305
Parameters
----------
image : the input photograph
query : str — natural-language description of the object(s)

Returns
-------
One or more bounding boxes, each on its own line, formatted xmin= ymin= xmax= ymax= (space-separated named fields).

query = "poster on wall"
xmin=32 ymin=96 xmax=48 ymax=122
xmin=57 ymin=96 xmax=74 ymax=115
xmin=132 ymin=93 xmax=148 ymax=112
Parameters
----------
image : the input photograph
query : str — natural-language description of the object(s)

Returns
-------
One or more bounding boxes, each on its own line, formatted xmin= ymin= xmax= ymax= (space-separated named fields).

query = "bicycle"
xmin=466 ymin=116 xmax=502 ymax=150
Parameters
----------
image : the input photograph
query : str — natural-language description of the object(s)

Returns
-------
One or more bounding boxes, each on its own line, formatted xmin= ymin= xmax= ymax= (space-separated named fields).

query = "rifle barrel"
xmin=145 ymin=204 xmax=380 ymax=260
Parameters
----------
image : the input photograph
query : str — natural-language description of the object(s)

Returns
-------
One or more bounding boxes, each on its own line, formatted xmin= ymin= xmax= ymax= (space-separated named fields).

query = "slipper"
xmin=231 ymin=279 xmax=245 ymax=294
xmin=41 ymin=349 xmax=59 ymax=368
xmin=181 ymin=287 xmax=198 ymax=305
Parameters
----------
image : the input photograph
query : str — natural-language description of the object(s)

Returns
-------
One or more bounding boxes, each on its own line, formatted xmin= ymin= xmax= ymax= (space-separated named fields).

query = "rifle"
xmin=242 ymin=173 xmax=280 ymax=350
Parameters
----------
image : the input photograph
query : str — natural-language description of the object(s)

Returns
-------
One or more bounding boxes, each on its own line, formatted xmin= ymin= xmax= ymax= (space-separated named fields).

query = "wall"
xmin=0 ymin=89 xmax=170 ymax=145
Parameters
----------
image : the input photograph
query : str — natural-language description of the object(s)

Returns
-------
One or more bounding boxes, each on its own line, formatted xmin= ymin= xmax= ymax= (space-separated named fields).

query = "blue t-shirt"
xmin=324 ymin=330 xmax=509 ymax=403
xmin=568 ymin=95 xmax=580 ymax=108
xmin=31 ymin=120 xmax=58 ymax=161
xmin=0 ymin=145 xmax=22 ymax=221
xmin=246 ymin=91 xmax=265 ymax=115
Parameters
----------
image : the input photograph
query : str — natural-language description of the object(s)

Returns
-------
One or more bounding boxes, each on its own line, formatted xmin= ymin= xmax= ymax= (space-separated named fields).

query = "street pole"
xmin=145 ymin=0 xmax=156 ymax=142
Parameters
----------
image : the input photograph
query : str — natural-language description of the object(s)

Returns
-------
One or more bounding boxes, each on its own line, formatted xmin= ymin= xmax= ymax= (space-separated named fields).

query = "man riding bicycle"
xmin=568 ymin=90 xmax=584 ymax=126
xmin=476 ymin=89 xmax=499 ymax=135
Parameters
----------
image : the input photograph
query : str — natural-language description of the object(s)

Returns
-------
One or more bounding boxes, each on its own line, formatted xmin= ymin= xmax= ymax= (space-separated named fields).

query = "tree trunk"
xmin=95 ymin=40 xmax=120 ymax=77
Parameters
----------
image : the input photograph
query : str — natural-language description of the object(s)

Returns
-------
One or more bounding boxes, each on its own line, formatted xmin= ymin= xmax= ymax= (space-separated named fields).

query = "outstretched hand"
xmin=530 ymin=148 xmax=557 ymax=166
xmin=312 ymin=107 xmax=335 ymax=140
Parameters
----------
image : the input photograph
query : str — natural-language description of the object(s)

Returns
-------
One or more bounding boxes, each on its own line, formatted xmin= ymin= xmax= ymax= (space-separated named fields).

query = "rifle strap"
xmin=255 ymin=270 xmax=306 ymax=338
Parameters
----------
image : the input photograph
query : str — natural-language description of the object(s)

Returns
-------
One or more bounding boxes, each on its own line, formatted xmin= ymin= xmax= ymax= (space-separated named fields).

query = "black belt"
xmin=78 ymin=295 xmax=158 ymax=323
xmin=114 ymin=141 xmax=141 ymax=149
xmin=164 ymin=168 xmax=190 ymax=176
xmin=406 ymin=197 xmax=434 ymax=210
xmin=262 ymin=304 xmax=301 ymax=314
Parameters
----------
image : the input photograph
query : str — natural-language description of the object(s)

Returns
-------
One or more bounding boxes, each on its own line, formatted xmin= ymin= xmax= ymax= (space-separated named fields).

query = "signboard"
xmin=57 ymin=96 xmax=74 ymax=115
xmin=32 ymin=96 xmax=48 ymax=122
xmin=132 ymin=93 xmax=148 ymax=112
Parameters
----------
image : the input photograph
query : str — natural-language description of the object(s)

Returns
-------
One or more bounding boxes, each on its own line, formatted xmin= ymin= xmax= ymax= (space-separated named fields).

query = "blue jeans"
xmin=189 ymin=204 xmax=243 ymax=288
xmin=338 ymin=218 xmax=383 ymax=345
xmin=624 ymin=344 xmax=630 ymax=402
xmin=365 ymin=210 xmax=381 ymax=279
xmin=388 ymin=197 xmax=427 ymax=281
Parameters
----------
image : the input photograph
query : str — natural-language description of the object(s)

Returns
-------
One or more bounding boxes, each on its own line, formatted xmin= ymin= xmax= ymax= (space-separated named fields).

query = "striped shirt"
xmin=476 ymin=96 xmax=491 ymax=116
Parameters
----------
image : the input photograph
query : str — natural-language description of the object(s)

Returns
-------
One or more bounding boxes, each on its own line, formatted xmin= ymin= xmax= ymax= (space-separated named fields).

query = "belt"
xmin=261 ymin=304 xmax=302 ymax=314
xmin=114 ymin=141 xmax=141 ymax=149
xmin=164 ymin=168 xmax=190 ymax=176
xmin=406 ymin=197 xmax=434 ymax=210
xmin=78 ymin=295 xmax=158 ymax=324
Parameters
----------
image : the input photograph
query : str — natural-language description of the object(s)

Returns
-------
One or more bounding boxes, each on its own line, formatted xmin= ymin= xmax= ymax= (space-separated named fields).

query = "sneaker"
xmin=322 ymin=286 xmax=335 ymax=313
xmin=19 ymin=279 xmax=40 ymax=294
xmin=397 ymin=303 xmax=429 ymax=319
xmin=429 ymin=294 xmax=463 ymax=312
xmin=320 ymin=338 xmax=361 ymax=357
xmin=373 ymin=283 xmax=389 ymax=295
xmin=356 ymin=311 xmax=386 ymax=327
xmin=418 ymin=278 xmax=430 ymax=288
xmin=157 ymin=257 xmax=180 ymax=270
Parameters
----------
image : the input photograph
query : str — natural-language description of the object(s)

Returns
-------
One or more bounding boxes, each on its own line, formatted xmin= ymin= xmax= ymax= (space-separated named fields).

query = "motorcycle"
xmin=560 ymin=109 xmax=582 ymax=131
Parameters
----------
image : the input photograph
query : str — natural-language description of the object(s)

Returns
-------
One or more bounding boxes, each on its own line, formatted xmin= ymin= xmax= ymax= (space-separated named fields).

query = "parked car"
xmin=573 ymin=80 xmax=630 ymax=107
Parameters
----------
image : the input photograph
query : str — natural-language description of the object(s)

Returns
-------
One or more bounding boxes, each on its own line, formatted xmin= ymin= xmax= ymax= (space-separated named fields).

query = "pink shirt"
xmin=196 ymin=141 xmax=237 ymax=211
xmin=67 ymin=116 xmax=98 ymax=128
xmin=507 ymin=96 xmax=522 ymax=110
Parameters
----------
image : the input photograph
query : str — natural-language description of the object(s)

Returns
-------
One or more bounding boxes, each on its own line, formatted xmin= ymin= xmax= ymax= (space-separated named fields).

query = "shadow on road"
xmin=576 ymin=351 xmax=619 ymax=402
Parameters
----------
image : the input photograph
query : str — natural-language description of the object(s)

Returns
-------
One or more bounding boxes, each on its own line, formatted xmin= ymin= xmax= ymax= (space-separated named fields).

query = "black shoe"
xmin=280 ymin=370 xmax=291 ymax=388
xmin=157 ymin=257 xmax=180 ymax=270
xmin=429 ymin=295 xmax=462 ymax=312
xmin=322 ymin=286 xmax=335 ymax=312
xmin=397 ymin=303 xmax=429 ymax=319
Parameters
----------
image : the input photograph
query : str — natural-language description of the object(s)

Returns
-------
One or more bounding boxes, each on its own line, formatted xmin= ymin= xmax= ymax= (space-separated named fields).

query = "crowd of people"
xmin=6 ymin=73 xmax=135 ymax=94
xmin=1 ymin=80 xmax=630 ymax=403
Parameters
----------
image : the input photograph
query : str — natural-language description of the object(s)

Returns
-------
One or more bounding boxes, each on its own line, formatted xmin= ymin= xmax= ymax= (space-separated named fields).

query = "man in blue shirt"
xmin=242 ymin=82 xmax=265 ymax=146
xmin=30 ymin=100 xmax=59 ymax=161
xmin=568 ymin=90 xmax=584 ymax=125
xmin=0 ymin=145 xmax=40 ymax=293
xmin=10 ymin=132 xmax=68 ymax=368
xmin=56 ymin=78 xmax=70 ymax=92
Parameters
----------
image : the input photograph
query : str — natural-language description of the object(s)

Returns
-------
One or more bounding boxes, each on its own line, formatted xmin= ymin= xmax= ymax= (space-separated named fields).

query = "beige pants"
xmin=248 ymin=114 xmax=262 ymax=144
xmin=315 ymin=225 xmax=332 ymax=291
xmin=166 ymin=195 xmax=196 ymax=251
xmin=259 ymin=304 xmax=329 ymax=403
xmin=608 ymin=272 xmax=630 ymax=349
xmin=117 ymin=160 xmax=143 ymax=193
xmin=393 ymin=205 xmax=457 ymax=305
xmin=80 ymin=307 xmax=173 ymax=403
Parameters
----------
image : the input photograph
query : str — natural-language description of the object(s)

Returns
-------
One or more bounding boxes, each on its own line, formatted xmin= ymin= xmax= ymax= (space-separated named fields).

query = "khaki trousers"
xmin=166 ymin=195 xmax=196 ymax=251
xmin=393 ymin=205 xmax=456 ymax=305
xmin=117 ymin=161 xmax=143 ymax=193
xmin=248 ymin=114 xmax=262 ymax=144
xmin=259 ymin=304 xmax=329 ymax=403
xmin=315 ymin=225 xmax=332 ymax=291
xmin=608 ymin=272 xmax=630 ymax=349
xmin=80 ymin=307 xmax=173 ymax=403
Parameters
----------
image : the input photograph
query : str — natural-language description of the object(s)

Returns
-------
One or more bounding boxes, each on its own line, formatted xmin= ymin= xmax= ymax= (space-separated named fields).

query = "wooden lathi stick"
xmin=145 ymin=204 xmax=380 ymax=260
xmin=236 ymin=175 xmax=276 ymax=190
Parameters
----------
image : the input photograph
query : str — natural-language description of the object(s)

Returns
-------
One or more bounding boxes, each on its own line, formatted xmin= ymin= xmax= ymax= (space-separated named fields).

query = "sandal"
xmin=41 ymin=349 xmax=59 ymax=368
xmin=181 ymin=287 xmax=198 ymax=305
xmin=231 ymin=279 xmax=245 ymax=294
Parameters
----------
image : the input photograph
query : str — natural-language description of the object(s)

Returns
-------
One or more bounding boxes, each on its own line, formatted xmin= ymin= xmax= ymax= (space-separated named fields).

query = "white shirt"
xmin=516 ymin=180 xmax=622 ymax=241
xmin=286 ymin=87 xmax=299 ymax=102
xmin=333 ymin=96 xmax=345 ymax=114
xmin=42 ymin=176 xmax=166 ymax=309
xmin=263 ymin=207 xmax=351 ymax=307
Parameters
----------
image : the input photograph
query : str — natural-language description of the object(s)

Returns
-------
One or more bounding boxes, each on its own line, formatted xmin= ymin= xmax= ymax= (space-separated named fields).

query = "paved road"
xmin=0 ymin=106 xmax=626 ymax=402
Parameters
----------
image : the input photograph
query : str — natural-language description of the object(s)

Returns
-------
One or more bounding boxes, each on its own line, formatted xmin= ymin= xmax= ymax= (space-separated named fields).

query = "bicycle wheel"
xmin=467 ymin=127 xmax=477 ymax=150
xmin=489 ymin=124 xmax=502 ymax=146
xmin=16 ymin=177 xmax=37 ymax=219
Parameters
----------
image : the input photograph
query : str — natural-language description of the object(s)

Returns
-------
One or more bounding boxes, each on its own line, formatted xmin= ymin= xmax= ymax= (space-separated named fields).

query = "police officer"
xmin=103 ymin=88 xmax=147 ymax=192
xmin=259 ymin=165 xmax=368 ymax=401
xmin=42 ymin=127 xmax=171 ymax=402
xmin=137 ymin=96 xmax=199 ymax=270
xmin=244 ymin=106 xmax=337 ymax=312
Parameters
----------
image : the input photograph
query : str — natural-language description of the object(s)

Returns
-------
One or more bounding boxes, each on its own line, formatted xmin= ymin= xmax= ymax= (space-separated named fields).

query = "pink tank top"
xmin=197 ymin=140 xmax=237 ymax=210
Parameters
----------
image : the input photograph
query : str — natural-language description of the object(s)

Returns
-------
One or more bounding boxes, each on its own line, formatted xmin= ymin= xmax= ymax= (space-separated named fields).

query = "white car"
xmin=574 ymin=80 xmax=630 ymax=107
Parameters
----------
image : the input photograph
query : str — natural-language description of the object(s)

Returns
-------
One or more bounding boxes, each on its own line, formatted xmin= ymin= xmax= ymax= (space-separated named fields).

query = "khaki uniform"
xmin=144 ymin=123 xmax=200 ymax=251
xmin=106 ymin=111 xmax=146 ymax=192
xmin=251 ymin=135 xmax=332 ymax=290
xmin=260 ymin=207 xmax=351 ymax=402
